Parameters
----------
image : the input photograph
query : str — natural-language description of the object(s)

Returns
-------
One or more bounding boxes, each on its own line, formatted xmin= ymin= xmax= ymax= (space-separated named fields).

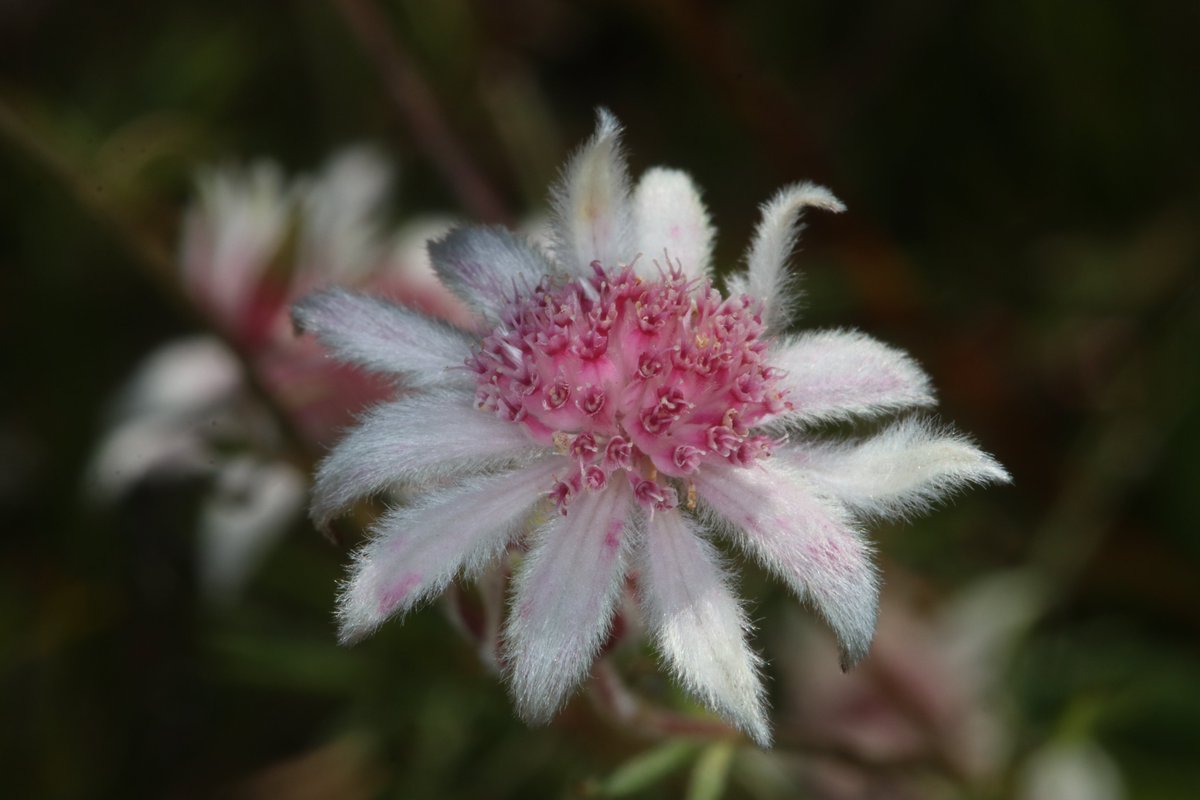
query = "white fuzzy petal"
xmin=87 ymin=337 xmax=245 ymax=500
xmin=741 ymin=182 xmax=844 ymax=331
xmin=200 ymin=457 xmax=306 ymax=602
xmin=296 ymin=146 xmax=392 ymax=285
xmin=310 ymin=390 xmax=543 ymax=530
xmin=182 ymin=161 xmax=293 ymax=322
xmin=641 ymin=509 xmax=770 ymax=745
xmin=550 ymin=109 xmax=634 ymax=276
xmin=292 ymin=288 xmax=475 ymax=387
xmin=766 ymin=329 xmax=934 ymax=426
xmin=695 ymin=460 xmax=879 ymax=669
xmin=781 ymin=417 xmax=1010 ymax=521
xmin=505 ymin=481 xmax=634 ymax=723
xmin=428 ymin=226 xmax=554 ymax=321
xmin=87 ymin=416 xmax=218 ymax=500
xmin=337 ymin=458 xmax=560 ymax=643
xmin=112 ymin=336 xmax=244 ymax=420
xmin=632 ymin=167 xmax=715 ymax=281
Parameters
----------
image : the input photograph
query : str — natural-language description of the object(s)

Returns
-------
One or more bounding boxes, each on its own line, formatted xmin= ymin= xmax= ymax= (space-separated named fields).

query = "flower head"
xmin=469 ymin=258 xmax=786 ymax=514
xmin=294 ymin=111 xmax=1009 ymax=746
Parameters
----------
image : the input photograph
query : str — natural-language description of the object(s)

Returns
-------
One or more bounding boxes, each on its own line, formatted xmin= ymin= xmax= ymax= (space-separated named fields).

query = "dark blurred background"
xmin=2 ymin=1 xmax=1198 ymax=798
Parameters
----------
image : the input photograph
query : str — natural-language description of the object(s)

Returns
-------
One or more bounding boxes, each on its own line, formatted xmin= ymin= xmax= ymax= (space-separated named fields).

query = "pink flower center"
xmin=469 ymin=261 xmax=788 ymax=513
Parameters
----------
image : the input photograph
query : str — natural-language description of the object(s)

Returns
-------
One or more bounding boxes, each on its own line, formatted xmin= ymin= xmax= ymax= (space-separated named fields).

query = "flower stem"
xmin=330 ymin=0 xmax=512 ymax=225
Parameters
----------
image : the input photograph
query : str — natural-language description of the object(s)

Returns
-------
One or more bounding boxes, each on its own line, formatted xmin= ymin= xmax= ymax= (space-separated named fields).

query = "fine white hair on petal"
xmin=292 ymin=288 xmax=476 ymax=387
xmin=309 ymin=389 xmax=543 ymax=531
xmin=632 ymin=167 xmax=716 ymax=281
xmin=695 ymin=460 xmax=879 ymax=670
xmin=781 ymin=417 xmax=1011 ymax=521
xmin=428 ymin=226 xmax=555 ymax=321
xmin=640 ymin=508 xmax=771 ymax=746
xmin=737 ymin=181 xmax=844 ymax=332
xmin=505 ymin=481 xmax=635 ymax=724
xmin=550 ymin=108 xmax=634 ymax=276
xmin=765 ymin=329 xmax=935 ymax=427
xmin=337 ymin=457 xmax=561 ymax=644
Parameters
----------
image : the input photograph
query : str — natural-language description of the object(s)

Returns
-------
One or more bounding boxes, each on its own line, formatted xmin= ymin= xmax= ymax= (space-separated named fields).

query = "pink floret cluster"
xmin=468 ymin=259 xmax=789 ymax=515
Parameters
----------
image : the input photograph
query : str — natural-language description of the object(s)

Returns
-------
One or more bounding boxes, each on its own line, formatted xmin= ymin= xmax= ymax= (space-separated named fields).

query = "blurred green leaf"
xmin=687 ymin=741 xmax=736 ymax=800
xmin=207 ymin=630 xmax=364 ymax=694
xmin=595 ymin=740 xmax=699 ymax=797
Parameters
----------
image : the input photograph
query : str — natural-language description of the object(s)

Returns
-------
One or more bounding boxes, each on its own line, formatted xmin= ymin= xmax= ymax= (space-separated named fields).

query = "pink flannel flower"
xmin=294 ymin=112 xmax=1008 ymax=746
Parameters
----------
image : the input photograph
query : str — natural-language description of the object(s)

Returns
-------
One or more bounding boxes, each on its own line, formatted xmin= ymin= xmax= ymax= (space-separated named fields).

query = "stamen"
xmin=471 ymin=260 xmax=789 ymax=490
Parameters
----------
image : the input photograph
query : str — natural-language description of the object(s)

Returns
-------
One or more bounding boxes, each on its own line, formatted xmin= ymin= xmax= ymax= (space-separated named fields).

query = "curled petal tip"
xmin=838 ymin=629 xmax=874 ymax=672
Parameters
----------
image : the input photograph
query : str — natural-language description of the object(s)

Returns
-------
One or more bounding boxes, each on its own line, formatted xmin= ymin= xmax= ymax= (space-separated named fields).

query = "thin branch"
xmin=330 ymin=0 xmax=511 ymax=225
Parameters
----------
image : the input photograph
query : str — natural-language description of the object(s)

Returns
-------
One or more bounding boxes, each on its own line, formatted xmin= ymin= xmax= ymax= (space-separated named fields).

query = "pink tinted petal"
xmin=766 ymin=329 xmax=934 ymax=426
xmin=292 ymin=288 xmax=475 ymax=386
xmin=505 ymin=481 xmax=634 ymax=723
xmin=428 ymin=226 xmax=554 ymax=322
xmin=641 ymin=508 xmax=770 ymax=745
xmin=695 ymin=460 xmax=879 ymax=669
xmin=550 ymin=109 xmax=634 ymax=275
xmin=310 ymin=389 xmax=543 ymax=530
xmin=781 ymin=417 xmax=1010 ymax=521
xmin=734 ymin=182 xmax=844 ymax=332
xmin=338 ymin=458 xmax=560 ymax=643
xmin=632 ymin=167 xmax=715 ymax=280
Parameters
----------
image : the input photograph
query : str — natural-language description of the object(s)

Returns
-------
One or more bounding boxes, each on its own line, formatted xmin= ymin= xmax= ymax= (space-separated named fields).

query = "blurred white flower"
xmin=89 ymin=146 xmax=468 ymax=600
